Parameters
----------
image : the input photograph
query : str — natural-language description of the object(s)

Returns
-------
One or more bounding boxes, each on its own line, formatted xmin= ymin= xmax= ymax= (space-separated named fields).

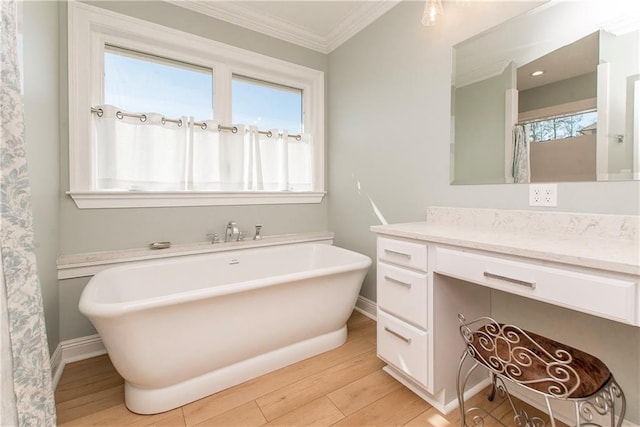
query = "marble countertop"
xmin=371 ymin=208 xmax=640 ymax=276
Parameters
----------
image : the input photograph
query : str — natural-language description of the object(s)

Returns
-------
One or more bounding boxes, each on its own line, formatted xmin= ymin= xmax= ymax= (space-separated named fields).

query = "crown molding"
xmin=326 ymin=1 xmax=401 ymax=52
xmin=165 ymin=0 xmax=400 ymax=54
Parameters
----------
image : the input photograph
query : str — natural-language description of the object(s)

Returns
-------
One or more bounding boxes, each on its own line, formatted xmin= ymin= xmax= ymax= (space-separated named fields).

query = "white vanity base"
xmin=371 ymin=207 xmax=640 ymax=425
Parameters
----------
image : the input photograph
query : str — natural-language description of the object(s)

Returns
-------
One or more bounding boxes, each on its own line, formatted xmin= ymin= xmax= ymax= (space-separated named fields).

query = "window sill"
xmin=67 ymin=191 xmax=326 ymax=209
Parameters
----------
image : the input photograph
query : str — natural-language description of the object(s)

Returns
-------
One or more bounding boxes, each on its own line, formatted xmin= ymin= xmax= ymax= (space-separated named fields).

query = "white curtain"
xmin=512 ymin=124 xmax=531 ymax=183
xmin=1 ymin=0 xmax=57 ymax=424
xmin=259 ymin=129 xmax=288 ymax=191
xmin=192 ymin=121 xmax=247 ymax=191
xmin=243 ymin=125 xmax=263 ymax=190
xmin=94 ymin=105 xmax=189 ymax=190
xmin=287 ymin=133 xmax=313 ymax=191
xmin=96 ymin=108 xmax=313 ymax=192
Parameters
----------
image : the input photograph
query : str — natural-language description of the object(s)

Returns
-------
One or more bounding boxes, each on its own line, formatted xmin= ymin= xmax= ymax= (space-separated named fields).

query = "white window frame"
xmin=68 ymin=2 xmax=325 ymax=208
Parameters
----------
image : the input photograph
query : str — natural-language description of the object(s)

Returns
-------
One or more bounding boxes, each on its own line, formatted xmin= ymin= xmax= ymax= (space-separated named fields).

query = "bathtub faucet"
xmin=225 ymin=221 xmax=240 ymax=242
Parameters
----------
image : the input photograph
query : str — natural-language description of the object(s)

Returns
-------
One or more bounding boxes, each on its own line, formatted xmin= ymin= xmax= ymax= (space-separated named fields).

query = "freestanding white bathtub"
xmin=79 ymin=242 xmax=371 ymax=414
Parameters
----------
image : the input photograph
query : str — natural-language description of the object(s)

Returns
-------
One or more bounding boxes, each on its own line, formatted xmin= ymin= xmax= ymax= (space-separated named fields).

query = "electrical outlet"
xmin=529 ymin=183 xmax=558 ymax=207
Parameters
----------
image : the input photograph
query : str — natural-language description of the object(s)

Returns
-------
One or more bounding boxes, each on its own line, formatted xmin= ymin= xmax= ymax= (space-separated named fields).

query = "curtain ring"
xmin=140 ymin=114 xmax=147 ymax=123
xmin=201 ymin=122 xmax=207 ymax=130
xmin=232 ymin=126 xmax=238 ymax=134
xmin=116 ymin=111 xmax=124 ymax=120
xmin=95 ymin=108 xmax=104 ymax=117
xmin=266 ymin=130 xmax=273 ymax=138
xmin=296 ymin=135 xmax=302 ymax=141
xmin=177 ymin=119 xmax=183 ymax=127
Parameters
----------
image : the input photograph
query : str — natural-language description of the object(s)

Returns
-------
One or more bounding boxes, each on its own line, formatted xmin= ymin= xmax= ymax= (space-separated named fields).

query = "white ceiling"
xmin=167 ymin=0 xmax=402 ymax=54
xmin=517 ymin=31 xmax=599 ymax=91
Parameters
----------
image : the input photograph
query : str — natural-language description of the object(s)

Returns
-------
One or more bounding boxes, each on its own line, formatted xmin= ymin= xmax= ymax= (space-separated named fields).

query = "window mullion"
xmin=215 ymin=64 xmax=232 ymax=124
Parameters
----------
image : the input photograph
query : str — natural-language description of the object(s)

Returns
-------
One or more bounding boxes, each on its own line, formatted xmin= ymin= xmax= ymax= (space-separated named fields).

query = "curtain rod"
xmin=90 ymin=107 xmax=303 ymax=141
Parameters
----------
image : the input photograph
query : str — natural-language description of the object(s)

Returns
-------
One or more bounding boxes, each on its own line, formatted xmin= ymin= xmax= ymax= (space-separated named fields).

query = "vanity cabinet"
xmin=375 ymin=237 xmax=432 ymax=390
xmin=371 ymin=208 xmax=639 ymax=420
xmin=373 ymin=226 xmax=639 ymax=416
xmin=375 ymin=236 xmax=489 ymax=403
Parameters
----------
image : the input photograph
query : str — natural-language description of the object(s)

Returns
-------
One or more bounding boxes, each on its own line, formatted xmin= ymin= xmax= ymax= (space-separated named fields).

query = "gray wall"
xmin=22 ymin=0 xmax=640 ymax=388
xmin=453 ymin=64 xmax=514 ymax=184
xmin=59 ymin=277 xmax=93 ymax=342
xmin=530 ymin=134 xmax=596 ymax=182
xmin=59 ymin=1 xmax=329 ymax=255
xmin=328 ymin=2 xmax=640 ymax=421
xmin=24 ymin=1 xmax=329 ymax=349
xmin=23 ymin=1 xmax=60 ymax=354
xmin=519 ymin=71 xmax=597 ymax=113
xmin=327 ymin=0 xmax=640 ymax=302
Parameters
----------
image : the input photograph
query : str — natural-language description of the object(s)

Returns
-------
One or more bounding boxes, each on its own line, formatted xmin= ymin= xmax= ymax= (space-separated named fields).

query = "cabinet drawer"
xmin=435 ymin=247 xmax=637 ymax=324
xmin=377 ymin=237 xmax=428 ymax=272
xmin=377 ymin=262 xmax=428 ymax=329
xmin=377 ymin=309 xmax=428 ymax=388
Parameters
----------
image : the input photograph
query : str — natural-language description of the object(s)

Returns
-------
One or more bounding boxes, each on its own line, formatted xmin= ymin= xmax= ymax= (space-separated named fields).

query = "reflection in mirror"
xmin=451 ymin=1 xmax=640 ymax=185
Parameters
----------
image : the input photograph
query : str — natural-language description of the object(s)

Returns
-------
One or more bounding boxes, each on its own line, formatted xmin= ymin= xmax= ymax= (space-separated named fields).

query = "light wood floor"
xmin=55 ymin=311 xmax=560 ymax=426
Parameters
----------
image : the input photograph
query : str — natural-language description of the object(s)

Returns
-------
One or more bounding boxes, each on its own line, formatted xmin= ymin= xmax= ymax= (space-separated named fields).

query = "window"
xmin=527 ymin=110 xmax=597 ymax=143
xmin=68 ymin=2 xmax=325 ymax=208
xmin=104 ymin=46 xmax=214 ymax=119
xmin=232 ymin=75 xmax=303 ymax=132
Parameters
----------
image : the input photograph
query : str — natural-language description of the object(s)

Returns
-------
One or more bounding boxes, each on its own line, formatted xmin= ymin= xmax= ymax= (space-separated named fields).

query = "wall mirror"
xmin=451 ymin=1 xmax=640 ymax=185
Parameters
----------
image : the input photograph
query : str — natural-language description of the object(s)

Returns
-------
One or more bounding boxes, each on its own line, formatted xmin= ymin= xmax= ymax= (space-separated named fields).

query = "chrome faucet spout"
xmin=225 ymin=221 xmax=240 ymax=242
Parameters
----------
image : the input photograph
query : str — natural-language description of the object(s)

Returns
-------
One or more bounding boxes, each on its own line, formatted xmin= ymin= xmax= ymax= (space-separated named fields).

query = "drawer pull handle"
xmin=483 ymin=272 xmax=536 ymax=289
xmin=384 ymin=326 xmax=412 ymax=344
xmin=384 ymin=249 xmax=412 ymax=260
xmin=384 ymin=275 xmax=412 ymax=289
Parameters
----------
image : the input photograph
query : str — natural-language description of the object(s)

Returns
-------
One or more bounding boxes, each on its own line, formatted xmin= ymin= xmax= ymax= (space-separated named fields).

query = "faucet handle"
xmin=206 ymin=232 xmax=220 ymax=244
xmin=254 ymin=224 xmax=263 ymax=240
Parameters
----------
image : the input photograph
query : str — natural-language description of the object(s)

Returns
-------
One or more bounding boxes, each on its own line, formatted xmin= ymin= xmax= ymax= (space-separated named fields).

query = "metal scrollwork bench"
xmin=457 ymin=314 xmax=626 ymax=427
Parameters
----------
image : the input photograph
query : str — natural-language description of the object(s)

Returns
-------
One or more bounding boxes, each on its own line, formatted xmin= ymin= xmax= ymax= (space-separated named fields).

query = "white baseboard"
xmin=50 ymin=334 xmax=106 ymax=390
xmin=354 ymin=295 xmax=376 ymax=320
xmin=49 ymin=344 xmax=63 ymax=389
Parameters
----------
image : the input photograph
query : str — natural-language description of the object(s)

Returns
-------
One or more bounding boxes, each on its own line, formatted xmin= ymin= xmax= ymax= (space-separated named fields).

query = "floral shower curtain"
xmin=0 ymin=0 xmax=57 ymax=425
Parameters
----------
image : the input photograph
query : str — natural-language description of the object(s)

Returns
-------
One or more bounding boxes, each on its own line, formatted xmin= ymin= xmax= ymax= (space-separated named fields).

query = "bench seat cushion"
xmin=467 ymin=323 xmax=611 ymax=399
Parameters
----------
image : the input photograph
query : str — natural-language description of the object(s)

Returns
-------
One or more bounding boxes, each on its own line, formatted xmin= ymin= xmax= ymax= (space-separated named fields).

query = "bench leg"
xmin=576 ymin=376 xmax=626 ymax=427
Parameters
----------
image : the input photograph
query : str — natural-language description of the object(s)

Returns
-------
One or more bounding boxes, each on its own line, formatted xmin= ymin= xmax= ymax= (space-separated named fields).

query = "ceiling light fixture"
xmin=530 ymin=70 xmax=544 ymax=77
xmin=422 ymin=0 xmax=444 ymax=26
